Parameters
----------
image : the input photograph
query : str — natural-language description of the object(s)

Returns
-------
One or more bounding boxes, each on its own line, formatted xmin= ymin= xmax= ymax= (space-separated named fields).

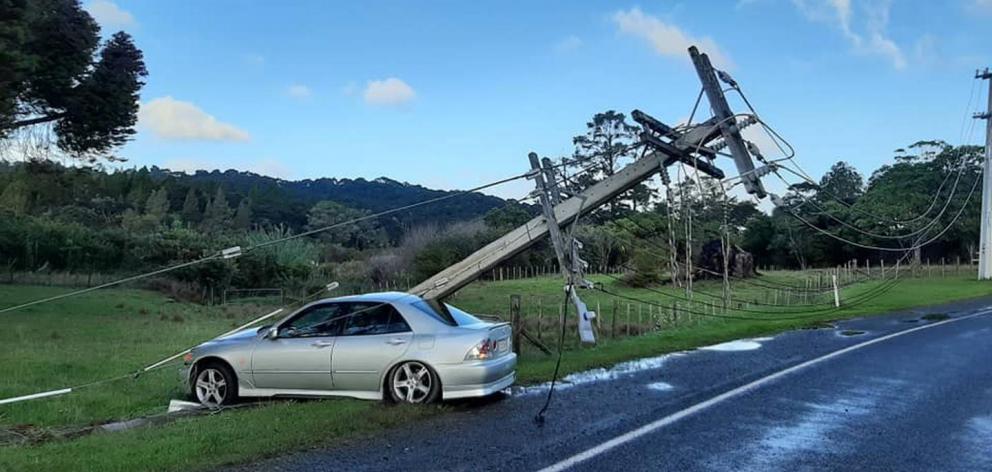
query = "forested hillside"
xmin=0 ymin=160 xmax=530 ymax=295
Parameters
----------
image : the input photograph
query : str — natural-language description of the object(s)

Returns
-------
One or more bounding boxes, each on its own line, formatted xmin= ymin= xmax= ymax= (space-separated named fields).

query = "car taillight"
xmin=465 ymin=338 xmax=495 ymax=361
xmin=182 ymin=352 xmax=193 ymax=364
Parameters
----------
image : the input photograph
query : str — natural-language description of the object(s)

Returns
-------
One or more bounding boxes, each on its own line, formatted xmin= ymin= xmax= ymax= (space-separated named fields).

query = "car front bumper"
xmin=438 ymin=352 xmax=517 ymax=400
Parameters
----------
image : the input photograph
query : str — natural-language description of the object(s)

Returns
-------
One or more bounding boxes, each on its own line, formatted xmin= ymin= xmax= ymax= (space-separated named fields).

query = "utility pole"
xmin=976 ymin=68 xmax=992 ymax=280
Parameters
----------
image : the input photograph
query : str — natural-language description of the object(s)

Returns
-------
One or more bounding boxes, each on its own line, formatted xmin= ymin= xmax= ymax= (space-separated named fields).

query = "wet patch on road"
xmin=509 ymin=352 xmax=683 ymax=396
xmin=921 ymin=313 xmax=950 ymax=322
xmin=645 ymin=382 xmax=674 ymax=392
xmin=839 ymin=330 xmax=866 ymax=337
xmin=701 ymin=337 xmax=774 ymax=352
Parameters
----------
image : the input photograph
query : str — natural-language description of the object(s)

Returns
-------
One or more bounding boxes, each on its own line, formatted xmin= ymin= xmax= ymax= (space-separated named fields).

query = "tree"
xmin=565 ymin=110 xmax=651 ymax=219
xmin=233 ymin=198 xmax=252 ymax=230
xmin=817 ymin=161 xmax=863 ymax=204
xmin=144 ymin=187 xmax=169 ymax=222
xmin=181 ymin=188 xmax=201 ymax=224
xmin=0 ymin=178 xmax=30 ymax=215
xmin=0 ymin=1 xmax=147 ymax=159
xmin=201 ymin=187 xmax=232 ymax=232
xmin=306 ymin=200 xmax=384 ymax=250
xmin=483 ymin=203 xmax=531 ymax=230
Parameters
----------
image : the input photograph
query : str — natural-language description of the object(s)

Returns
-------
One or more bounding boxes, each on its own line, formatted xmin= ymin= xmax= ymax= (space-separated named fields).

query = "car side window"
xmin=341 ymin=303 xmax=411 ymax=336
xmin=279 ymin=303 xmax=348 ymax=338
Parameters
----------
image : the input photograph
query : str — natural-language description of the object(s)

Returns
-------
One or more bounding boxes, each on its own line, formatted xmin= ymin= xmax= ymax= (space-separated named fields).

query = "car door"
xmin=330 ymin=302 xmax=413 ymax=392
xmin=250 ymin=302 xmax=348 ymax=391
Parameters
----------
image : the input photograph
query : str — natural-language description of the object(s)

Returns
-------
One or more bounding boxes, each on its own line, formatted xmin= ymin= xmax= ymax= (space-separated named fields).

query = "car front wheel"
xmin=193 ymin=362 xmax=238 ymax=408
xmin=388 ymin=361 xmax=440 ymax=404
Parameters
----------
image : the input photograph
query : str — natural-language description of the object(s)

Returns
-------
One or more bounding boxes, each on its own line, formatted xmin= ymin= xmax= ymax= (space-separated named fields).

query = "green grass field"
xmin=2 ymin=271 xmax=991 ymax=471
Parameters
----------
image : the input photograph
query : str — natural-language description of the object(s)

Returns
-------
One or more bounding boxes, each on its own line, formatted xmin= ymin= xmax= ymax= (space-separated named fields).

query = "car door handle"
xmin=386 ymin=338 xmax=408 ymax=345
xmin=311 ymin=341 xmax=333 ymax=348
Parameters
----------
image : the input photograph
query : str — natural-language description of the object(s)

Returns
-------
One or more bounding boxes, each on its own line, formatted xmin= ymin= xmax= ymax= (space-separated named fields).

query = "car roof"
xmin=315 ymin=291 xmax=422 ymax=305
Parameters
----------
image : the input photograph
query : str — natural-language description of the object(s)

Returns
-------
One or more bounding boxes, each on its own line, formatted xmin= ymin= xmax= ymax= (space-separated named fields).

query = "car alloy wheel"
xmin=391 ymin=361 xmax=435 ymax=404
xmin=195 ymin=367 xmax=230 ymax=407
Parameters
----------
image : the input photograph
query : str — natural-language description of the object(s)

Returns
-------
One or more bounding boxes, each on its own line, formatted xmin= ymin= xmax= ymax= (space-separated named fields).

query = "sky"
xmin=83 ymin=0 xmax=992 ymax=201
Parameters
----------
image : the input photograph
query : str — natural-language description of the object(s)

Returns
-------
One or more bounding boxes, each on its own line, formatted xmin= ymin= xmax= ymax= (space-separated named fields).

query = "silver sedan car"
xmin=182 ymin=292 xmax=516 ymax=406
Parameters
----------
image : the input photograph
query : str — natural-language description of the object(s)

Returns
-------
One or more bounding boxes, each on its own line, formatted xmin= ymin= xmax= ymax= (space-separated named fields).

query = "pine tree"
xmin=202 ymin=187 xmax=232 ymax=231
xmin=233 ymin=198 xmax=252 ymax=230
xmin=181 ymin=188 xmax=201 ymax=224
xmin=144 ymin=188 xmax=169 ymax=222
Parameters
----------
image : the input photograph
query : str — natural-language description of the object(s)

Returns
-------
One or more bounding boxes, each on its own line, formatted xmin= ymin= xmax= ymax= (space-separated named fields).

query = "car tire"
xmin=387 ymin=361 xmax=440 ymax=404
xmin=192 ymin=361 xmax=239 ymax=408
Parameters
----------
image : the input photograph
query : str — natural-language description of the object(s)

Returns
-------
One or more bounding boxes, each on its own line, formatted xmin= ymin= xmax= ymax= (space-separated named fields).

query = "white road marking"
xmin=536 ymin=309 xmax=992 ymax=472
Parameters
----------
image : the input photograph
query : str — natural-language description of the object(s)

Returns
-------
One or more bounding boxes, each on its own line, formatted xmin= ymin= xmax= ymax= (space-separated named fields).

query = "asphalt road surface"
xmin=231 ymin=297 xmax=992 ymax=472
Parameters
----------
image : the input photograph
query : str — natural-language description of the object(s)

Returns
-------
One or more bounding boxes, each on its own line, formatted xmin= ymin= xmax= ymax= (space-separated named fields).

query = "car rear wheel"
xmin=388 ymin=361 xmax=439 ymax=404
xmin=193 ymin=362 xmax=238 ymax=408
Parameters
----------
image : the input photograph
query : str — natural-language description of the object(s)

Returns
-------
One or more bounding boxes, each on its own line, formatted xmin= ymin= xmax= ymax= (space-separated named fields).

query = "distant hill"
xmin=0 ymin=161 xmax=523 ymax=242
xmin=147 ymin=167 xmax=513 ymax=236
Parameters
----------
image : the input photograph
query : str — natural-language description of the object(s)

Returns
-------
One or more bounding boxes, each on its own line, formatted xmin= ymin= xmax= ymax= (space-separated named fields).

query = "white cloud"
xmin=363 ymin=78 xmax=416 ymax=107
xmin=85 ymin=0 xmax=136 ymax=29
xmin=139 ymin=97 xmax=250 ymax=141
xmin=792 ymin=0 xmax=906 ymax=69
xmin=613 ymin=7 xmax=732 ymax=69
xmin=164 ymin=158 xmax=292 ymax=180
xmin=554 ymin=35 xmax=583 ymax=53
xmin=287 ymin=84 xmax=312 ymax=99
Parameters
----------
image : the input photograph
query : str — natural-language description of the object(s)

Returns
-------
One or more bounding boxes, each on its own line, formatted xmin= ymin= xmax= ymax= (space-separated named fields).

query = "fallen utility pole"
xmin=410 ymin=46 xmax=768 ymax=341
xmin=975 ymin=67 xmax=992 ymax=280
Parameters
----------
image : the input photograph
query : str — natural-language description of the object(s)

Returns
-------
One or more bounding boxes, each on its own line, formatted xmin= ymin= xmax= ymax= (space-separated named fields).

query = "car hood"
xmin=208 ymin=327 xmax=262 ymax=344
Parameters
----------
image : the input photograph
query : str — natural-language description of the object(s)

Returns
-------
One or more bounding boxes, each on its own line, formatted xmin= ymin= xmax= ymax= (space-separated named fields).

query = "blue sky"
xmin=85 ymin=0 xmax=992 ymax=200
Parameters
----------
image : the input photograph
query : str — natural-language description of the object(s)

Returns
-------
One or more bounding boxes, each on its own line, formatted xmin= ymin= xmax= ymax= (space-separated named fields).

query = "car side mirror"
xmin=264 ymin=327 xmax=279 ymax=340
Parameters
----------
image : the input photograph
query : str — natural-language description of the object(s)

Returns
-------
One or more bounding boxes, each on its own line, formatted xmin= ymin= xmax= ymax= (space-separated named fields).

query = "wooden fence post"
xmin=611 ymin=299 xmax=618 ymax=338
xmin=510 ymin=295 xmax=521 ymax=354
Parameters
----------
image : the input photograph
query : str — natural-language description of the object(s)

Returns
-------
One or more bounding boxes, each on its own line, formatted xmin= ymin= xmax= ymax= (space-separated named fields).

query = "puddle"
xmin=921 ymin=313 xmax=950 ymax=322
xmin=839 ymin=330 xmax=866 ymax=337
xmin=646 ymin=382 xmax=674 ymax=392
xmin=901 ymin=319 xmax=920 ymax=323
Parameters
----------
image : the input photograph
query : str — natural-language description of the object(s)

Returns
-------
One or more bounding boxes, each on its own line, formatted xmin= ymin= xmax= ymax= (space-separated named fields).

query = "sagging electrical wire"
xmin=723 ymin=82 xmax=984 ymax=253
xmin=776 ymin=172 xmax=981 ymax=252
xmin=770 ymin=151 xmax=973 ymax=241
xmin=728 ymin=81 xmax=983 ymax=230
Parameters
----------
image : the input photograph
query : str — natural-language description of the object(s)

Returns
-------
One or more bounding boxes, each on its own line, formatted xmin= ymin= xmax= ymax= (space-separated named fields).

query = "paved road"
xmin=231 ymin=297 xmax=992 ymax=472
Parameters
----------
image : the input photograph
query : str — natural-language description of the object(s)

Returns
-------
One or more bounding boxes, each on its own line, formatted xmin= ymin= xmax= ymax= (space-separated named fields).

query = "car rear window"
xmin=445 ymin=304 xmax=484 ymax=326
xmin=410 ymin=300 xmax=482 ymax=326
xmin=410 ymin=300 xmax=456 ymax=325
